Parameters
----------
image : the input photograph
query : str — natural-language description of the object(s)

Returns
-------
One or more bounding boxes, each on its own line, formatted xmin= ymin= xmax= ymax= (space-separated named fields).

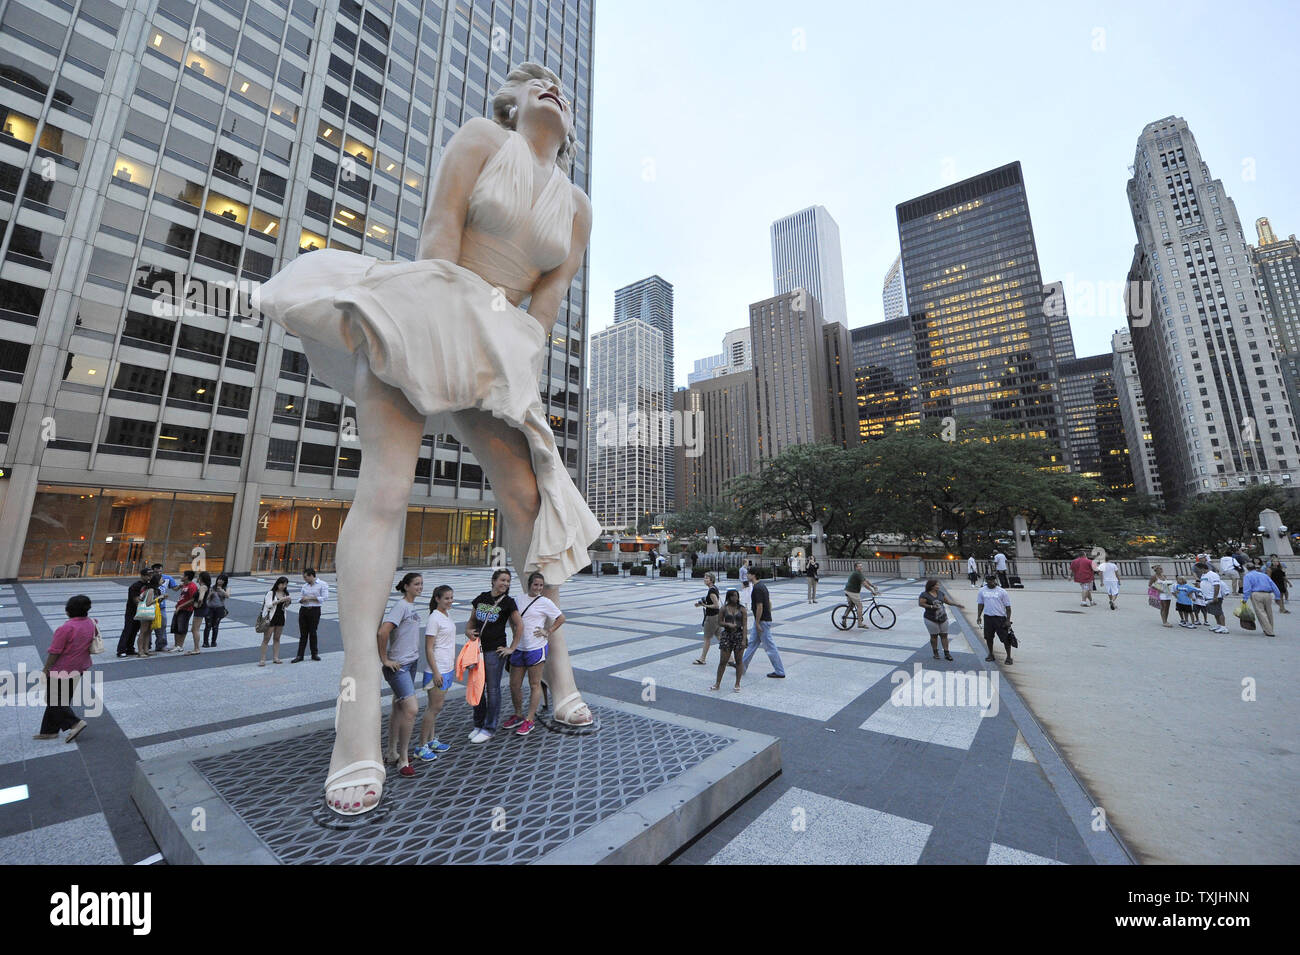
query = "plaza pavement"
xmin=953 ymin=577 xmax=1300 ymax=865
xmin=1 ymin=569 xmax=1134 ymax=865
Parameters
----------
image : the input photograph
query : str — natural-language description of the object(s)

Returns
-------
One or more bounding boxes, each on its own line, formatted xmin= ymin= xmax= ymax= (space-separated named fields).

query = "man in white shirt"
xmin=993 ymin=551 xmax=1009 ymax=589
xmin=967 ymin=555 xmax=979 ymax=588
xmin=976 ymin=574 xmax=1014 ymax=665
xmin=1218 ymin=554 xmax=1241 ymax=594
xmin=292 ymin=567 xmax=330 ymax=662
xmin=1099 ymin=559 xmax=1121 ymax=610
xmin=1196 ymin=561 xmax=1229 ymax=634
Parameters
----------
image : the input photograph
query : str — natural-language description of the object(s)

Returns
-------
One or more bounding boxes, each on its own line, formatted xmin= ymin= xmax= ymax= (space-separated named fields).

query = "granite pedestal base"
xmin=131 ymin=694 xmax=780 ymax=864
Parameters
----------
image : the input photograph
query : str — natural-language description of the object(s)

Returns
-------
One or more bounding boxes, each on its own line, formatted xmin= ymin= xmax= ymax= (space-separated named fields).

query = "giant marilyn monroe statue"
xmin=254 ymin=63 xmax=601 ymax=816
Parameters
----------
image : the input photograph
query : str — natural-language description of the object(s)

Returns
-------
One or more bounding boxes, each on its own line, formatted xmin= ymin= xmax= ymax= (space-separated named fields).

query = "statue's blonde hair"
xmin=491 ymin=62 xmax=578 ymax=175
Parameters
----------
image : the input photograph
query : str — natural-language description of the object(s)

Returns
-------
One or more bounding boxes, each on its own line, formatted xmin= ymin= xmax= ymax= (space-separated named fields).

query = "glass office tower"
xmin=896 ymin=162 xmax=1065 ymax=467
xmin=0 ymin=0 xmax=594 ymax=578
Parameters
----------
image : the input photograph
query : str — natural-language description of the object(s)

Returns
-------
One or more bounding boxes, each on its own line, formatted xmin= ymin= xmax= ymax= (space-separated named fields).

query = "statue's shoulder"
xmin=449 ymin=117 xmax=509 ymax=157
xmin=568 ymin=181 xmax=591 ymax=221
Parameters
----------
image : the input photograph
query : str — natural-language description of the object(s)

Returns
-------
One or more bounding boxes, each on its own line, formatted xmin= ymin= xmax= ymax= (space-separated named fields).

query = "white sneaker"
xmin=1213 ymin=626 xmax=1229 ymax=634
xmin=468 ymin=728 xmax=482 ymax=741
xmin=470 ymin=729 xmax=491 ymax=744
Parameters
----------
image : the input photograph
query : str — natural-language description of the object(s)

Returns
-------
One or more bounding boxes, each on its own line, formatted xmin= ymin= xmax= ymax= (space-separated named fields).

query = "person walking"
xmin=258 ymin=576 xmax=292 ymax=665
xmin=710 ymin=590 xmax=747 ymax=692
xmin=1232 ymin=547 xmax=1250 ymax=594
xmin=742 ymin=575 xmax=785 ymax=679
xmin=918 ymin=578 xmax=964 ymax=661
xmin=1243 ymin=560 xmax=1283 ymax=637
xmin=693 ymin=572 xmax=721 ymax=664
xmin=415 ymin=584 xmax=457 ymax=762
xmin=966 ymin=554 xmax=979 ymax=589
xmin=1070 ymin=549 xmax=1096 ymax=607
xmin=844 ymin=561 xmax=881 ymax=630
xmin=150 ymin=563 xmax=178 ymax=653
xmin=1098 ymin=557 xmax=1121 ymax=610
xmin=1268 ymin=557 xmax=1289 ymax=613
xmin=379 ymin=573 xmax=424 ymax=777
xmin=34 ymin=595 xmax=96 ymax=743
xmin=1195 ymin=561 xmax=1230 ymax=634
xmin=116 ymin=568 xmax=151 ymax=657
xmin=202 ymin=574 xmax=230 ymax=647
xmin=806 ymin=556 xmax=820 ymax=603
xmin=993 ymin=550 xmax=1010 ymax=589
xmin=976 ymin=574 xmax=1014 ymax=665
xmin=738 ymin=560 xmax=749 ymax=588
xmin=464 ymin=569 xmax=521 ymax=743
xmin=502 ymin=571 xmax=563 ymax=736
xmin=292 ymin=568 xmax=329 ymax=662
xmin=1148 ymin=565 xmax=1174 ymax=627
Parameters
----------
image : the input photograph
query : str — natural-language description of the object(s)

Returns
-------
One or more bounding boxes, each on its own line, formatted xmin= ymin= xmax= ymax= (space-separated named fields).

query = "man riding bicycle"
xmin=845 ymin=562 xmax=881 ymax=630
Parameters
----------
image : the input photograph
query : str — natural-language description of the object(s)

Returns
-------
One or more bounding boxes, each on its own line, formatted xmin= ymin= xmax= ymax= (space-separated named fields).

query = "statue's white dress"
xmin=254 ymin=130 xmax=600 ymax=581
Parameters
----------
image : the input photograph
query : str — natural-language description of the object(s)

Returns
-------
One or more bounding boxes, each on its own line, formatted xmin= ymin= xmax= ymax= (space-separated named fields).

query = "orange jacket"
xmin=456 ymin=637 xmax=484 ymax=706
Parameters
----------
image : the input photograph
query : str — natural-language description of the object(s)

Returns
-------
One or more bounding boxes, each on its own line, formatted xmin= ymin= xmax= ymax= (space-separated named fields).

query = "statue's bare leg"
xmin=325 ymin=356 xmax=424 ymax=813
xmin=451 ymin=409 xmax=593 ymax=726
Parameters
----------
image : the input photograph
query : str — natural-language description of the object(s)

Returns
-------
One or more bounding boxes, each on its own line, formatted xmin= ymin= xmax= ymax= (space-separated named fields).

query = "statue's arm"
xmin=527 ymin=188 xmax=592 ymax=328
xmin=417 ymin=117 xmax=499 ymax=262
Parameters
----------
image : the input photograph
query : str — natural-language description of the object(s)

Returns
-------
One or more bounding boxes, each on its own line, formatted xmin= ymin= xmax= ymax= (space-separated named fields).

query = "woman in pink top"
xmin=35 ymin=594 xmax=97 ymax=742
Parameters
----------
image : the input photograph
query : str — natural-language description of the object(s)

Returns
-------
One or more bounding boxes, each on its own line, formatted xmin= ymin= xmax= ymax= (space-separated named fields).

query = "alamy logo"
xmin=50 ymin=885 xmax=151 ymax=935
xmin=889 ymin=663 xmax=1000 ymax=718
xmin=592 ymin=403 xmax=703 ymax=457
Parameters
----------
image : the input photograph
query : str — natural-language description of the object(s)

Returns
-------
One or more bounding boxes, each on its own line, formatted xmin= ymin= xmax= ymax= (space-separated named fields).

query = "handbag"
xmin=254 ymin=612 xmax=269 ymax=634
xmin=134 ymin=601 xmax=155 ymax=621
xmin=1005 ymin=625 xmax=1019 ymax=648
xmin=1147 ymin=586 xmax=1162 ymax=609
xmin=89 ymin=619 xmax=105 ymax=655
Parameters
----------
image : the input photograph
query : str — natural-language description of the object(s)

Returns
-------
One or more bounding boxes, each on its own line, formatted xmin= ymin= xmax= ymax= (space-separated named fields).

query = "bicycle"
xmin=831 ymin=594 xmax=896 ymax=631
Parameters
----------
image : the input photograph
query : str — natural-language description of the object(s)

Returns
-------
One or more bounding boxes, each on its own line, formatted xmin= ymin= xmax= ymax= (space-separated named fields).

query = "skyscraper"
xmin=0 ymin=0 xmax=594 ymax=578
xmin=771 ymin=205 xmax=848 ymax=328
xmin=613 ymin=275 xmax=674 ymax=506
xmin=750 ymin=290 xmax=847 ymax=459
xmin=586 ymin=318 xmax=666 ymax=532
xmin=882 ymin=253 xmax=906 ymax=322
xmin=679 ymin=372 xmax=755 ymax=507
xmin=1058 ymin=355 xmax=1133 ymax=494
xmin=897 ymin=162 xmax=1065 ymax=467
xmin=1043 ymin=280 xmax=1076 ymax=363
xmin=687 ymin=353 xmax=726 ymax=385
xmin=1125 ymin=116 xmax=1300 ymax=504
xmin=1111 ymin=329 xmax=1162 ymax=500
xmin=851 ymin=317 xmax=921 ymax=441
xmin=1250 ymin=217 xmax=1300 ymax=421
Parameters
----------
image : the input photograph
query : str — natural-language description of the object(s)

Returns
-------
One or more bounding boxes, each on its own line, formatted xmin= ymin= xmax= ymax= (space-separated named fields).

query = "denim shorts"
xmin=383 ymin=660 xmax=419 ymax=701
xmin=421 ymin=669 xmax=455 ymax=692
xmin=509 ymin=646 xmax=547 ymax=668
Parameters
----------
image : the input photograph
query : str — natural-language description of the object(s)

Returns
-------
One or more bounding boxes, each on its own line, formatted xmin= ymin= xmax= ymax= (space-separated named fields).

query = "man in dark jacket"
xmin=116 ymin=568 xmax=151 ymax=657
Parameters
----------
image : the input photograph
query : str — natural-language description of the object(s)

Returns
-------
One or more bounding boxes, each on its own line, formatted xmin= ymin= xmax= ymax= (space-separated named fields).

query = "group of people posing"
xmin=114 ymin=564 xmax=232 ymax=657
xmin=1146 ymin=558 xmax=1287 ymax=637
xmin=376 ymin=568 xmax=564 ymax=778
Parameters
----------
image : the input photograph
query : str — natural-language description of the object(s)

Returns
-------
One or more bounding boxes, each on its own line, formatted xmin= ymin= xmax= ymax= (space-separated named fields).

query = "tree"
xmin=1170 ymin=486 xmax=1300 ymax=555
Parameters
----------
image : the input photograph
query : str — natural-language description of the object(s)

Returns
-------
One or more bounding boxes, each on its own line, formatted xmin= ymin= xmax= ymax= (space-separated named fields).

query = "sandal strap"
xmin=325 ymin=759 xmax=386 ymax=790
xmin=553 ymin=691 xmax=593 ymax=725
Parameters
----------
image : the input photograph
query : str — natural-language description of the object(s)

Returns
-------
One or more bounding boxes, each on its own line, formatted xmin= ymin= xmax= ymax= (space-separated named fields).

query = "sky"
xmin=584 ymin=0 xmax=1300 ymax=387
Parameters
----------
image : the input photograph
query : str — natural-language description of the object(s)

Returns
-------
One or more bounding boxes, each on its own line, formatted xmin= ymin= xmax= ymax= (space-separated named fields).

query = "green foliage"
xmin=1168 ymin=486 xmax=1300 ymax=555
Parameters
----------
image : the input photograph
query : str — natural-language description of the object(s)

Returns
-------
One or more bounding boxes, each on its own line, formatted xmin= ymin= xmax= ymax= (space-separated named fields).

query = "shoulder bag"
xmin=89 ymin=618 xmax=105 ymax=655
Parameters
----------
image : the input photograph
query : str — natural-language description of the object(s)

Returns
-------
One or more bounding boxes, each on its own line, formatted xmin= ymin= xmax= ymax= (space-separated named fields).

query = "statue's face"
xmin=517 ymin=75 xmax=573 ymax=136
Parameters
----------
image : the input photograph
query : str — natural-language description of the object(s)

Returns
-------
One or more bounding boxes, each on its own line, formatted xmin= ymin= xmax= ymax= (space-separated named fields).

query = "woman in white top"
xmin=502 ymin=571 xmax=563 ymax=736
xmin=1147 ymin=564 xmax=1175 ymax=627
xmin=416 ymin=584 xmax=457 ymax=762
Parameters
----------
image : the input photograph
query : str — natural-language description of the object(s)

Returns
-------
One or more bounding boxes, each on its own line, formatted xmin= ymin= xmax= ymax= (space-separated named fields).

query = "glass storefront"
xmin=19 ymin=485 xmax=233 ymax=579
xmin=253 ymin=497 xmax=495 ymax=574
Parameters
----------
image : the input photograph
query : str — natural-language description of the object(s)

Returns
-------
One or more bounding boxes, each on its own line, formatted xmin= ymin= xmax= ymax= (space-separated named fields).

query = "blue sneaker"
xmin=415 ymin=743 xmax=439 ymax=762
xmin=428 ymin=738 xmax=450 ymax=753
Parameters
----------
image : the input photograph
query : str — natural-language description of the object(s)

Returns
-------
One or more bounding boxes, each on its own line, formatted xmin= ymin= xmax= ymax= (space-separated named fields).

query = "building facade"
xmin=771 ymin=204 xmax=848 ymax=328
xmin=1250 ymin=217 xmax=1300 ymax=422
xmin=678 ymin=370 xmax=754 ymax=507
xmin=850 ymin=316 xmax=921 ymax=441
xmin=613 ymin=274 xmax=673 ymax=506
xmin=882 ymin=252 xmax=905 ymax=322
xmin=1058 ymin=353 xmax=1133 ymax=495
xmin=896 ymin=162 xmax=1066 ymax=468
xmin=585 ymin=317 xmax=665 ymax=532
xmin=1125 ymin=116 xmax=1300 ymax=505
xmin=1043 ymin=279 xmax=1076 ymax=363
xmin=821 ymin=320 xmax=859 ymax=449
xmin=0 ymin=0 xmax=594 ymax=578
xmin=749 ymin=289 xmax=839 ymax=460
xmin=686 ymin=352 xmax=724 ymax=385
xmin=1111 ymin=329 xmax=1161 ymax=500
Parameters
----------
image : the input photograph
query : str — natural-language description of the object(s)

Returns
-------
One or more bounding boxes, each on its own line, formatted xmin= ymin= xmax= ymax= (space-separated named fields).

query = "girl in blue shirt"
xmin=1174 ymin=578 xmax=1198 ymax=628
